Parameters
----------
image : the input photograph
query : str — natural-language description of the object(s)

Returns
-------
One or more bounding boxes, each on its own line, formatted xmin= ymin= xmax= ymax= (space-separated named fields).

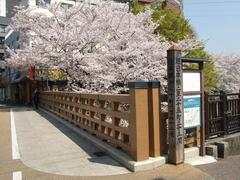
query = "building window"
xmin=0 ymin=37 xmax=4 ymax=49
xmin=0 ymin=37 xmax=4 ymax=44
xmin=60 ymin=3 xmax=73 ymax=10
xmin=43 ymin=0 xmax=51 ymax=4
xmin=0 ymin=53 xmax=4 ymax=60
xmin=0 ymin=25 xmax=6 ymax=33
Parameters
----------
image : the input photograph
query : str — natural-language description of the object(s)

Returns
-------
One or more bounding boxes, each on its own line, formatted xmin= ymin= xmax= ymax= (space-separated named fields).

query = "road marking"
xmin=10 ymin=108 xmax=20 ymax=160
xmin=12 ymin=171 xmax=22 ymax=180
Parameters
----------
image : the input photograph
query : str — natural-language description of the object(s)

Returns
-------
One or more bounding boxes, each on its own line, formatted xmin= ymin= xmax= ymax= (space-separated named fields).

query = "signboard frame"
xmin=183 ymin=72 xmax=201 ymax=92
xmin=181 ymin=59 xmax=206 ymax=156
xmin=167 ymin=48 xmax=207 ymax=165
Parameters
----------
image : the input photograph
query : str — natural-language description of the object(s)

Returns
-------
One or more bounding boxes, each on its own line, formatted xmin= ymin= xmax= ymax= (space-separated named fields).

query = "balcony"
xmin=0 ymin=53 xmax=4 ymax=60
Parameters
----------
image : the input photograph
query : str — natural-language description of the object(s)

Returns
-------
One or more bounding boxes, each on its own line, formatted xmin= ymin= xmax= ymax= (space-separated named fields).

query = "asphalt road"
xmin=197 ymin=155 xmax=240 ymax=180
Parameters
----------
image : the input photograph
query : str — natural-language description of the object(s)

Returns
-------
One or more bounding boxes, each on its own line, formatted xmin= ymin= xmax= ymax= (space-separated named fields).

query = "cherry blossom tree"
xmin=213 ymin=54 xmax=240 ymax=92
xmin=7 ymin=1 xmax=200 ymax=93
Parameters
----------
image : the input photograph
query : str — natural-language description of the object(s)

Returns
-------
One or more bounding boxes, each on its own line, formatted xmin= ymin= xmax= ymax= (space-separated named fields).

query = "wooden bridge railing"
xmin=39 ymin=81 xmax=166 ymax=161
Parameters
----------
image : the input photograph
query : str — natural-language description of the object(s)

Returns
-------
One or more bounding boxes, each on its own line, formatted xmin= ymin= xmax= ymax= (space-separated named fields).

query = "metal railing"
xmin=205 ymin=91 xmax=240 ymax=139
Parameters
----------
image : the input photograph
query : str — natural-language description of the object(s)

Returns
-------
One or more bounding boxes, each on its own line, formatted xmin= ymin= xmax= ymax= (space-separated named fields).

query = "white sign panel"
xmin=184 ymin=95 xmax=201 ymax=128
xmin=183 ymin=72 xmax=200 ymax=92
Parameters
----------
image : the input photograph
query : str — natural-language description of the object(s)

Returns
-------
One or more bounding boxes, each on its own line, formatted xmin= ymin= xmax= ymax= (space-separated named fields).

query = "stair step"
xmin=184 ymin=147 xmax=199 ymax=160
xmin=185 ymin=155 xmax=217 ymax=166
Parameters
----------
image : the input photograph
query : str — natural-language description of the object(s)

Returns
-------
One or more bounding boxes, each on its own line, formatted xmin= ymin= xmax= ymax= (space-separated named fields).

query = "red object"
xmin=28 ymin=66 xmax=35 ymax=80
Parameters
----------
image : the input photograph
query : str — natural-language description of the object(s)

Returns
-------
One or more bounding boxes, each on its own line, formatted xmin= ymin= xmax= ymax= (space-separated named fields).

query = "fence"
xmin=205 ymin=91 xmax=240 ymax=139
xmin=39 ymin=81 xmax=166 ymax=161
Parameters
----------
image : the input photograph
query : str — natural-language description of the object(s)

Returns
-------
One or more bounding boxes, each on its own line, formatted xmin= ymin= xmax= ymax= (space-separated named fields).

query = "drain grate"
xmin=93 ymin=151 xmax=107 ymax=157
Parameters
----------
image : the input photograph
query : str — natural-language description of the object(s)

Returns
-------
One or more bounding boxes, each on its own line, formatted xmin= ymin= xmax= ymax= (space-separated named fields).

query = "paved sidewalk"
xmin=197 ymin=155 xmax=240 ymax=180
xmin=0 ymin=107 xmax=214 ymax=180
xmin=13 ymin=107 xmax=129 ymax=176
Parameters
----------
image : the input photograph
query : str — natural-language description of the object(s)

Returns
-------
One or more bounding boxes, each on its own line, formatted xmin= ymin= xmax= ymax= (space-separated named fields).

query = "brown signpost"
xmin=167 ymin=46 xmax=184 ymax=164
xmin=167 ymin=46 xmax=207 ymax=164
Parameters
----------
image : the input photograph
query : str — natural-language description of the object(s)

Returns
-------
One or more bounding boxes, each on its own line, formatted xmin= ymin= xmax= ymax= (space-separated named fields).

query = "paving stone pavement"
xmin=0 ymin=106 xmax=214 ymax=180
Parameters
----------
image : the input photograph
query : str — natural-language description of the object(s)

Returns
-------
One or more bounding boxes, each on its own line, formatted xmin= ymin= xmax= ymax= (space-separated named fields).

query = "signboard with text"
xmin=184 ymin=95 xmax=201 ymax=128
xmin=183 ymin=72 xmax=200 ymax=92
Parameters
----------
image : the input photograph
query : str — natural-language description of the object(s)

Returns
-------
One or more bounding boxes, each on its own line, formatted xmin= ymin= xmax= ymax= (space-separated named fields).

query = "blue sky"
xmin=184 ymin=1 xmax=240 ymax=53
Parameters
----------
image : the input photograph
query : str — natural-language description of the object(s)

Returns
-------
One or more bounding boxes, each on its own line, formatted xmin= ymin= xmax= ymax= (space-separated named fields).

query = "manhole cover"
xmin=93 ymin=151 xmax=107 ymax=157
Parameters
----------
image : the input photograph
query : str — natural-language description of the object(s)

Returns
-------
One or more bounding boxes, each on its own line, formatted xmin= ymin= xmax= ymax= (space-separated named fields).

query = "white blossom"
xmin=7 ymin=1 xmax=200 ymax=93
xmin=213 ymin=53 xmax=240 ymax=92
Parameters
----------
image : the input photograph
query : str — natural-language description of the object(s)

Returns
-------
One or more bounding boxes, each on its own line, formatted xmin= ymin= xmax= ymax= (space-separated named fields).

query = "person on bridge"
xmin=32 ymin=89 xmax=39 ymax=110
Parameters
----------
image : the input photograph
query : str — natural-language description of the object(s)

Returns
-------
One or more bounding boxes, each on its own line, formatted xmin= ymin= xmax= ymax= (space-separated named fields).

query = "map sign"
xmin=184 ymin=95 xmax=201 ymax=128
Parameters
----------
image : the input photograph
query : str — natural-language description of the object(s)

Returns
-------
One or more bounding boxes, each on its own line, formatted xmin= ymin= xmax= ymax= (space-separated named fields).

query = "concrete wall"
xmin=224 ymin=133 xmax=240 ymax=155
xmin=207 ymin=133 xmax=240 ymax=156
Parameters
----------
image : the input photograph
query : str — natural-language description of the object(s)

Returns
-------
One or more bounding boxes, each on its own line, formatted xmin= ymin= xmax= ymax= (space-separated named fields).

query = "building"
xmin=0 ymin=0 xmax=69 ymax=105
xmin=25 ymin=0 xmax=102 ymax=9
xmin=0 ymin=0 xmax=19 ymax=17
xmin=137 ymin=0 xmax=182 ymax=12
xmin=0 ymin=0 xmax=21 ymax=104
xmin=0 ymin=0 xmax=18 ymax=64
xmin=20 ymin=0 xmax=78 ymax=7
xmin=163 ymin=0 xmax=182 ymax=12
xmin=0 ymin=17 xmax=10 ymax=103
xmin=19 ymin=0 xmax=182 ymax=11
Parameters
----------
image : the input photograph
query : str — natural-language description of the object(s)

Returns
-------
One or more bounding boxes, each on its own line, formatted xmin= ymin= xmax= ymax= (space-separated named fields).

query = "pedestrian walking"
xmin=32 ymin=89 xmax=39 ymax=109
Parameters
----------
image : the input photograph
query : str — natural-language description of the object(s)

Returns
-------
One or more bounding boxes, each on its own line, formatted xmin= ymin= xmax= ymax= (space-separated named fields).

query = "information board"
xmin=183 ymin=72 xmax=201 ymax=92
xmin=184 ymin=95 xmax=201 ymax=128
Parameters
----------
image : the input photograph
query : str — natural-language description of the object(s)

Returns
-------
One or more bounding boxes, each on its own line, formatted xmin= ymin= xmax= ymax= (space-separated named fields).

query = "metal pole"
xmin=200 ymin=62 xmax=206 ymax=156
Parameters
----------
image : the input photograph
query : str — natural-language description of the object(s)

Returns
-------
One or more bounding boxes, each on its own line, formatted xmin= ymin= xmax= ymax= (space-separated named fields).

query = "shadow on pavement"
xmin=34 ymin=108 xmax=125 ymax=168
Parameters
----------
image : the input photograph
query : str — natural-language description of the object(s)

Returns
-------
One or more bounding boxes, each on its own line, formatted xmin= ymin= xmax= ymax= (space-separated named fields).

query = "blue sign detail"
xmin=184 ymin=95 xmax=201 ymax=128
